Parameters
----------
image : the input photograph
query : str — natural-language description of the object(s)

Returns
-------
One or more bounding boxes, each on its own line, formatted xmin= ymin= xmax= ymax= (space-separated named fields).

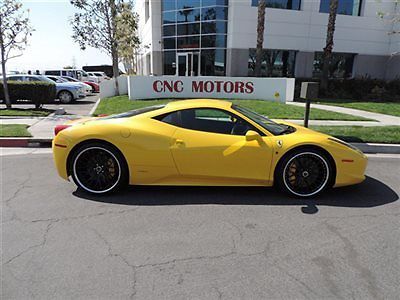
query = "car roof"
xmin=165 ymin=99 xmax=232 ymax=109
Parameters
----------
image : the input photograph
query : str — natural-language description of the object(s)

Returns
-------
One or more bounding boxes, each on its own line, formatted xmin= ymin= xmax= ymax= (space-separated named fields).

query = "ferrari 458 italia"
xmin=53 ymin=99 xmax=367 ymax=197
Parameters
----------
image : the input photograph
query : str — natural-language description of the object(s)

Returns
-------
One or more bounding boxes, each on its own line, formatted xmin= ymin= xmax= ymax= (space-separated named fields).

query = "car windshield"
xmin=63 ymin=76 xmax=79 ymax=82
xmin=233 ymin=104 xmax=292 ymax=135
xmin=55 ymin=77 xmax=68 ymax=82
xmin=36 ymin=76 xmax=55 ymax=83
xmin=101 ymin=105 xmax=166 ymax=119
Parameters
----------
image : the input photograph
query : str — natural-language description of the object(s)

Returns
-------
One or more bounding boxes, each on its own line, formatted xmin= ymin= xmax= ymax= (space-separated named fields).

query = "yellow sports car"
xmin=52 ymin=99 xmax=367 ymax=197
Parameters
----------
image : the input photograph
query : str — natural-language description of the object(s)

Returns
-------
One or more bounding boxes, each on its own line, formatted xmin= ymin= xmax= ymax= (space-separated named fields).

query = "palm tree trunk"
xmin=321 ymin=0 xmax=339 ymax=91
xmin=254 ymin=0 xmax=266 ymax=77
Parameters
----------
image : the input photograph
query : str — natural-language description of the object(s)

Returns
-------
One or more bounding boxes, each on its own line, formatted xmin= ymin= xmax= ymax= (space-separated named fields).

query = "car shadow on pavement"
xmin=73 ymin=176 xmax=398 ymax=214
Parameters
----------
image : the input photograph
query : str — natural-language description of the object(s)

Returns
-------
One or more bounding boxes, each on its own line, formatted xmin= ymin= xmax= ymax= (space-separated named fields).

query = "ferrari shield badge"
xmin=277 ymin=140 xmax=283 ymax=148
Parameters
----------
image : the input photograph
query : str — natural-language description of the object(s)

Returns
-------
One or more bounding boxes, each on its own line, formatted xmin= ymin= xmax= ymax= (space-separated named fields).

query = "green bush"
xmin=295 ymin=78 xmax=400 ymax=102
xmin=0 ymin=81 xmax=56 ymax=108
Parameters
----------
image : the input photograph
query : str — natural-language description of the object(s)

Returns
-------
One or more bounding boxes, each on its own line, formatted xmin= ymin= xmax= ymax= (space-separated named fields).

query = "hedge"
xmin=0 ymin=81 xmax=56 ymax=108
xmin=295 ymin=78 xmax=400 ymax=102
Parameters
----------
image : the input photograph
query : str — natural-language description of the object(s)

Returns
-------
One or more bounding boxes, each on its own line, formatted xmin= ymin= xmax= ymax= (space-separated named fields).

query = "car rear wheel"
xmin=71 ymin=143 xmax=128 ymax=194
xmin=58 ymin=91 xmax=73 ymax=104
xmin=276 ymin=149 xmax=332 ymax=198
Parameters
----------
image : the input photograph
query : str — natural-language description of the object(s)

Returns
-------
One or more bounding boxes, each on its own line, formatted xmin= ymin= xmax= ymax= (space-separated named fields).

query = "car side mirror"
xmin=245 ymin=130 xmax=260 ymax=141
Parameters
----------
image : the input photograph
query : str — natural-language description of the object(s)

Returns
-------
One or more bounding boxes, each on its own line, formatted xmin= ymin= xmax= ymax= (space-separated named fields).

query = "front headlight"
xmin=328 ymin=137 xmax=362 ymax=153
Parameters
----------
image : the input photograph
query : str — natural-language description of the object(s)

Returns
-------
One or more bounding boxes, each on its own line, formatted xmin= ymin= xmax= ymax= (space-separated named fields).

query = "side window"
xmin=155 ymin=111 xmax=181 ymax=127
xmin=157 ymin=108 xmax=258 ymax=136
xmin=27 ymin=77 xmax=41 ymax=82
xmin=7 ymin=76 xmax=24 ymax=81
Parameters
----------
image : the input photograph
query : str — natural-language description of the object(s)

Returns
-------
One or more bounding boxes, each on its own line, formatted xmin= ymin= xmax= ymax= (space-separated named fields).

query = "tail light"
xmin=54 ymin=124 xmax=71 ymax=136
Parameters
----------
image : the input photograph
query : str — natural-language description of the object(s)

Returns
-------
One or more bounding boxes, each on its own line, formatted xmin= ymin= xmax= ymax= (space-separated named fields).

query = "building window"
xmin=248 ymin=49 xmax=297 ymax=77
xmin=161 ymin=0 xmax=229 ymax=76
xmin=319 ymin=0 xmax=362 ymax=16
xmin=312 ymin=52 xmax=355 ymax=78
xmin=251 ymin=0 xmax=301 ymax=10
xmin=201 ymin=49 xmax=226 ymax=76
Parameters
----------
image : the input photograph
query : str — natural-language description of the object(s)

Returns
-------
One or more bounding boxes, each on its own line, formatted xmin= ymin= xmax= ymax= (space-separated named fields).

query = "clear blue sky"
xmin=7 ymin=0 xmax=111 ymax=72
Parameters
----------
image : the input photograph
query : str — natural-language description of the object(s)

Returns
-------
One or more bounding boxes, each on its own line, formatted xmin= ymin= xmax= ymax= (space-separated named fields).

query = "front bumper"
xmin=334 ymin=152 xmax=368 ymax=187
xmin=52 ymin=137 xmax=71 ymax=181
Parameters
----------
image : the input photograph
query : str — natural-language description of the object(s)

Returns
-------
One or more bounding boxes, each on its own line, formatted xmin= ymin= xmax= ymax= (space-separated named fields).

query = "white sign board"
xmin=128 ymin=76 xmax=295 ymax=102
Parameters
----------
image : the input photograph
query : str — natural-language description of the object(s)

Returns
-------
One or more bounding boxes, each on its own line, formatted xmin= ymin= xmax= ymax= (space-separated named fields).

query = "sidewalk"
xmin=1 ymin=96 xmax=99 ymax=140
xmin=287 ymin=102 xmax=400 ymax=126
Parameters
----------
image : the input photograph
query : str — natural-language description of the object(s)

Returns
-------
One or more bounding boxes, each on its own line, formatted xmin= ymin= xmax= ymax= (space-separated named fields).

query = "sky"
xmin=6 ymin=0 xmax=111 ymax=72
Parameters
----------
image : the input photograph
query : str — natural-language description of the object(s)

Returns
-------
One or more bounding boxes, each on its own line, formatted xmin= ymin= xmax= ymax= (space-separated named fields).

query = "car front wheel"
xmin=276 ymin=149 xmax=333 ymax=198
xmin=58 ymin=91 xmax=74 ymax=104
xmin=71 ymin=143 xmax=128 ymax=194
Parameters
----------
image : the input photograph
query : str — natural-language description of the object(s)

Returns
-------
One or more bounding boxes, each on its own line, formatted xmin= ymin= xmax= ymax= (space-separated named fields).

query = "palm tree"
xmin=254 ymin=0 xmax=266 ymax=77
xmin=321 ymin=0 xmax=339 ymax=91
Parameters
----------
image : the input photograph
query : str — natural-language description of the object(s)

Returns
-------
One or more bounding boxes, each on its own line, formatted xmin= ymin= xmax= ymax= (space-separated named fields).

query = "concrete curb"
xmin=89 ymin=97 xmax=101 ymax=116
xmin=0 ymin=138 xmax=52 ymax=148
xmin=1 ymin=138 xmax=400 ymax=154
xmin=352 ymin=143 xmax=400 ymax=154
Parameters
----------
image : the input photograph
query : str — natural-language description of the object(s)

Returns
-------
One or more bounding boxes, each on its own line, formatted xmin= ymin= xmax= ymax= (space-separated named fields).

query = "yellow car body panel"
xmin=53 ymin=99 xmax=367 ymax=188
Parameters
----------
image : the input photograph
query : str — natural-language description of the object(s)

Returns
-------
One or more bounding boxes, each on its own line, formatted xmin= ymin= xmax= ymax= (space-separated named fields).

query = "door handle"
xmin=175 ymin=139 xmax=184 ymax=145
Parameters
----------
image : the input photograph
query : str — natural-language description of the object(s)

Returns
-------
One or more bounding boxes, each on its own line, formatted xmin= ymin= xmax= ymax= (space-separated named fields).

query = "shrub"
xmin=0 ymin=81 xmax=56 ymax=108
xmin=295 ymin=78 xmax=400 ymax=102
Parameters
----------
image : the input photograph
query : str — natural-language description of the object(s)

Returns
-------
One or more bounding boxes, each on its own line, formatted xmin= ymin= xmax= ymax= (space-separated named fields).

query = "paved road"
xmin=1 ymin=95 xmax=99 ymax=116
xmin=2 ymin=153 xmax=399 ymax=299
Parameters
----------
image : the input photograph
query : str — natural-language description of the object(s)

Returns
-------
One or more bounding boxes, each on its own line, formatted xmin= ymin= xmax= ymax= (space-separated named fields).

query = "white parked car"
xmin=46 ymin=75 xmax=92 ymax=96
xmin=44 ymin=69 xmax=99 ymax=83
xmin=87 ymin=71 xmax=110 ymax=82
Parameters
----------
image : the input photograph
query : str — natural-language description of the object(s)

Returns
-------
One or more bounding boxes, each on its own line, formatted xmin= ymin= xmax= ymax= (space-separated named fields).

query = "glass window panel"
xmin=177 ymin=0 xmax=201 ymax=10
xmin=201 ymin=7 xmax=227 ymax=20
xmin=248 ymin=49 xmax=297 ymax=77
xmin=163 ymin=25 xmax=176 ymax=36
xmin=201 ymin=49 xmax=226 ymax=76
xmin=202 ymin=0 xmax=228 ymax=6
xmin=312 ymin=52 xmax=355 ymax=78
xmin=251 ymin=0 xmax=301 ymax=10
xmin=319 ymin=0 xmax=361 ymax=16
xmin=163 ymin=11 xmax=176 ymax=25
xmin=163 ymin=0 xmax=176 ymax=11
xmin=201 ymin=21 xmax=227 ymax=34
xmin=163 ymin=51 xmax=177 ymax=75
xmin=177 ymin=22 xmax=200 ymax=35
xmin=163 ymin=37 xmax=176 ymax=49
xmin=177 ymin=8 xmax=201 ymax=22
xmin=178 ymin=36 xmax=200 ymax=48
xmin=201 ymin=34 xmax=226 ymax=48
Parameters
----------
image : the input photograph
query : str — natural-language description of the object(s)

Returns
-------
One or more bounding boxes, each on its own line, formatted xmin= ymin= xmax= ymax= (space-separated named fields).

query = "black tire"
xmin=275 ymin=148 xmax=333 ymax=198
xmin=91 ymin=86 xmax=96 ymax=94
xmin=58 ymin=90 xmax=74 ymax=104
xmin=70 ymin=142 xmax=128 ymax=194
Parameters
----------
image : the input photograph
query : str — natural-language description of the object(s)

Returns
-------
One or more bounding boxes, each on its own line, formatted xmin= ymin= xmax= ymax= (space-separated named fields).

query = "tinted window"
xmin=157 ymin=108 xmax=259 ymax=136
xmin=27 ymin=76 xmax=42 ymax=82
xmin=320 ymin=0 xmax=362 ymax=16
xmin=177 ymin=8 xmax=200 ymax=22
xmin=251 ymin=0 xmax=301 ymax=10
xmin=45 ymin=70 xmax=61 ymax=76
xmin=7 ymin=76 xmax=24 ymax=81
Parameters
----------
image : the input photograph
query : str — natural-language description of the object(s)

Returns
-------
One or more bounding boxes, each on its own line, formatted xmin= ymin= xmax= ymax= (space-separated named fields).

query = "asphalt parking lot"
xmin=0 ymin=94 xmax=99 ymax=116
xmin=2 ymin=152 xmax=399 ymax=299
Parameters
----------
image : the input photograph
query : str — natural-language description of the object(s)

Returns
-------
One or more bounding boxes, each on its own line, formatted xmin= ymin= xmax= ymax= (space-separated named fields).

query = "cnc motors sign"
xmin=128 ymin=76 xmax=295 ymax=102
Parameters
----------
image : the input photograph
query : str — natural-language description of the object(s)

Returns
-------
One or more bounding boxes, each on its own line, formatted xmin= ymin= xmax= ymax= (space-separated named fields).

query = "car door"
xmin=161 ymin=108 xmax=274 ymax=183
